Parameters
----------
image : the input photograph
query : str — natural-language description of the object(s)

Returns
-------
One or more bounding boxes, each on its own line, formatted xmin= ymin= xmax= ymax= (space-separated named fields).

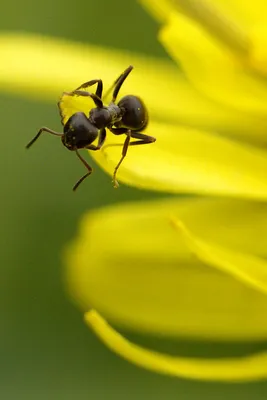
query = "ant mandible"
xmin=26 ymin=66 xmax=156 ymax=190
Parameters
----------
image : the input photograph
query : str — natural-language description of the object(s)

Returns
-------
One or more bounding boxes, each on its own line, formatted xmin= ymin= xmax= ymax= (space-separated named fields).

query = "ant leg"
xmin=103 ymin=127 xmax=156 ymax=150
xmin=86 ymin=128 xmax=106 ymax=150
xmin=100 ymin=126 xmax=127 ymax=154
xmin=73 ymin=127 xmax=108 ymax=190
xmin=64 ymin=90 xmax=103 ymax=108
xmin=108 ymin=128 xmax=155 ymax=144
xmin=106 ymin=127 xmax=156 ymax=145
xmin=73 ymin=150 xmax=93 ymax=191
xmin=126 ymin=131 xmax=156 ymax=145
xmin=102 ymin=129 xmax=156 ymax=187
xmin=109 ymin=127 xmax=128 ymax=135
xmin=26 ymin=127 xmax=62 ymax=149
xmin=102 ymin=66 xmax=133 ymax=103
xmin=74 ymin=79 xmax=103 ymax=99
xmin=112 ymin=130 xmax=131 ymax=188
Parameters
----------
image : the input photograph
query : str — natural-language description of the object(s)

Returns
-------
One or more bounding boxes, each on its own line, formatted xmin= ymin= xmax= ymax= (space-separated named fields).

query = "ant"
xmin=26 ymin=66 xmax=156 ymax=190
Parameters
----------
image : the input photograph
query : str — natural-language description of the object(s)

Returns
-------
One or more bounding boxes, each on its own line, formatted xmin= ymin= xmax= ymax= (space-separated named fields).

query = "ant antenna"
xmin=26 ymin=127 xmax=62 ymax=149
xmin=103 ymin=65 xmax=133 ymax=102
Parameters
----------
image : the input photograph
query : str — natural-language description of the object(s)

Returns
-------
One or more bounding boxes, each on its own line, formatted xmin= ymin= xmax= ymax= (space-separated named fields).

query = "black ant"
xmin=26 ymin=66 xmax=156 ymax=190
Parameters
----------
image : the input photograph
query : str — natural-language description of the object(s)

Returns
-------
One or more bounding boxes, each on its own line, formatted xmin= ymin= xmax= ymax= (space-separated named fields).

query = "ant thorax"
xmin=88 ymin=103 xmax=122 ymax=129
xmin=89 ymin=107 xmax=111 ymax=129
xmin=107 ymin=103 xmax=123 ymax=126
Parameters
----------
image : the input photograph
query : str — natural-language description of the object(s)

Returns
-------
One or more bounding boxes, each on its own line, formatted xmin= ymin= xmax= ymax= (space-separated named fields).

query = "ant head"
xmin=62 ymin=112 xmax=98 ymax=150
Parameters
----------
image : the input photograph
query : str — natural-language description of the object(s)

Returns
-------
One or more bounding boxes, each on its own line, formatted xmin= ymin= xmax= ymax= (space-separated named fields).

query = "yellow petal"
xmin=173 ymin=219 xmax=267 ymax=296
xmin=210 ymin=0 xmax=267 ymax=28
xmin=85 ymin=310 xmax=267 ymax=382
xmin=142 ymin=0 xmax=267 ymax=81
xmin=141 ymin=0 xmax=267 ymax=72
xmin=65 ymin=197 xmax=267 ymax=340
xmin=159 ymin=12 xmax=267 ymax=116
xmin=1 ymin=32 xmax=267 ymax=143
xmin=0 ymin=33 xmax=181 ymax=122
xmin=141 ymin=0 xmax=250 ymax=56
xmin=167 ymin=197 xmax=267 ymax=257
xmin=89 ymin=120 xmax=267 ymax=199
xmin=0 ymin=32 xmax=223 ymax=129
xmin=249 ymin=24 xmax=267 ymax=76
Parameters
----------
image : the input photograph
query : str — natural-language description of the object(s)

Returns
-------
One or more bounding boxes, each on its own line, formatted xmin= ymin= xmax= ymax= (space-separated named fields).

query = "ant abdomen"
xmin=117 ymin=95 xmax=148 ymax=131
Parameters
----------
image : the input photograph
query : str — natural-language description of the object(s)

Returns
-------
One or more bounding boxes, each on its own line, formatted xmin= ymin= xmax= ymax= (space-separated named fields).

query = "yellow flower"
xmin=2 ymin=0 xmax=267 ymax=383
xmin=64 ymin=0 xmax=267 ymax=381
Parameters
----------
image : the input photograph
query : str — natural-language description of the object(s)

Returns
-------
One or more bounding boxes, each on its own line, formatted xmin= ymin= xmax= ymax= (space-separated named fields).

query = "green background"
xmin=1 ymin=0 xmax=267 ymax=399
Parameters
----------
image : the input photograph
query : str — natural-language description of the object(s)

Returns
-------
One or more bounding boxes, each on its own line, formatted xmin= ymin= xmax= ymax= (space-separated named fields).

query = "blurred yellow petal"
xmin=141 ymin=0 xmax=267 ymax=74
xmin=87 ymin=120 xmax=267 ymax=198
xmin=0 ymin=32 xmax=238 ymax=131
xmin=249 ymin=25 xmax=267 ymax=75
xmin=164 ymin=197 xmax=267 ymax=256
xmin=173 ymin=219 xmax=267 ymax=295
xmin=159 ymin=12 xmax=267 ymax=116
xmin=86 ymin=310 xmax=267 ymax=382
xmin=1 ymin=32 xmax=267 ymax=143
xmin=0 ymin=32 xmax=180 ymax=115
xmin=66 ymin=197 xmax=267 ymax=340
xmin=209 ymin=0 xmax=267 ymax=28
xmin=143 ymin=1 xmax=267 ymax=115
xmin=141 ymin=0 xmax=250 ymax=56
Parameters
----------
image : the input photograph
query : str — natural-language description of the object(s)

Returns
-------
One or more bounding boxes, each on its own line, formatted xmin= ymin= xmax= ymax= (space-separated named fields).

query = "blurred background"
xmin=1 ymin=0 xmax=267 ymax=399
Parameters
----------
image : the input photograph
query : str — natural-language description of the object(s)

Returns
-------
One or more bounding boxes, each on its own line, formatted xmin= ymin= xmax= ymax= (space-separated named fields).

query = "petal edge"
xmin=85 ymin=310 xmax=267 ymax=382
